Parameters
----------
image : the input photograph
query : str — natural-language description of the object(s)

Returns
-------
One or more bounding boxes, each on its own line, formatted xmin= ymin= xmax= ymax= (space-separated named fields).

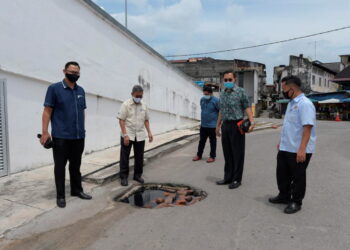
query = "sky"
xmin=93 ymin=0 xmax=350 ymax=83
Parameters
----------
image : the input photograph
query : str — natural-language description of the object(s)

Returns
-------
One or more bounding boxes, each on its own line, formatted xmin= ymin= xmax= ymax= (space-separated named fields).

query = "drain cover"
xmin=115 ymin=183 xmax=207 ymax=209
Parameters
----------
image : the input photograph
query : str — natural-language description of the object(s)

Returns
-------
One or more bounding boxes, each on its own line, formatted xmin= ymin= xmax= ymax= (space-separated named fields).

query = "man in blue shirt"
xmin=269 ymin=76 xmax=316 ymax=214
xmin=192 ymin=86 xmax=220 ymax=163
xmin=41 ymin=61 xmax=92 ymax=208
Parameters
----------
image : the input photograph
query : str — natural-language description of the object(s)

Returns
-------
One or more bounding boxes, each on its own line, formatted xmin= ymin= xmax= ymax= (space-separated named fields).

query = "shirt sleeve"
xmin=200 ymin=98 xmax=204 ymax=109
xmin=215 ymin=98 xmax=220 ymax=112
xmin=241 ymin=89 xmax=250 ymax=110
xmin=118 ymin=102 xmax=128 ymax=120
xmin=299 ymin=101 xmax=316 ymax=126
xmin=145 ymin=105 xmax=150 ymax=121
xmin=44 ymin=85 xmax=56 ymax=108
xmin=82 ymin=90 xmax=87 ymax=109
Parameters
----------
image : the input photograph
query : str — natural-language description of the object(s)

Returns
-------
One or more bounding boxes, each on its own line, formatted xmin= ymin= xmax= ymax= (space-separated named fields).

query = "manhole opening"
xmin=115 ymin=183 xmax=207 ymax=209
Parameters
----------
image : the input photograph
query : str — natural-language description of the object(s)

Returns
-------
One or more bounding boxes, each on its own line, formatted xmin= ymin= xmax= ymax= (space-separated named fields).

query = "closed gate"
xmin=0 ymin=79 xmax=9 ymax=177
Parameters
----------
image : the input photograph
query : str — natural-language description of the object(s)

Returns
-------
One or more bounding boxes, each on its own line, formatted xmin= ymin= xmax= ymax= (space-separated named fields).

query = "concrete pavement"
xmin=0 ymin=120 xmax=279 ymax=239
xmin=0 ymin=127 xmax=200 ymax=237
xmin=0 ymin=120 xmax=349 ymax=250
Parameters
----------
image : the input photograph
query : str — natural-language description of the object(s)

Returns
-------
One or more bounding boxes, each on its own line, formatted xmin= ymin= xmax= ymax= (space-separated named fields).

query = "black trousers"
xmin=120 ymin=137 xmax=145 ymax=179
xmin=276 ymin=151 xmax=312 ymax=205
xmin=197 ymin=127 xmax=217 ymax=158
xmin=52 ymin=138 xmax=84 ymax=199
xmin=221 ymin=120 xmax=245 ymax=183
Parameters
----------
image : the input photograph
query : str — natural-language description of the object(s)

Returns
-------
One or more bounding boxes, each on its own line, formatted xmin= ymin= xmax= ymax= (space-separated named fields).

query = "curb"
xmin=83 ymin=134 xmax=199 ymax=185
xmin=82 ymin=123 xmax=281 ymax=185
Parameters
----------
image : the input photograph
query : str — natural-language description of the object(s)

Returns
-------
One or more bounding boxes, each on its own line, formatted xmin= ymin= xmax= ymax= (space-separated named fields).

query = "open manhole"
xmin=115 ymin=183 xmax=207 ymax=209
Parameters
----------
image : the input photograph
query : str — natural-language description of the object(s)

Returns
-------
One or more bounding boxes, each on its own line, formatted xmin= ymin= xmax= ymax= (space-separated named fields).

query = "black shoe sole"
xmin=216 ymin=181 xmax=230 ymax=185
xmin=228 ymin=184 xmax=241 ymax=189
xmin=120 ymin=180 xmax=128 ymax=186
xmin=57 ymin=200 xmax=66 ymax=208
xmin=284 ymin=207 xmax=301 ymax=214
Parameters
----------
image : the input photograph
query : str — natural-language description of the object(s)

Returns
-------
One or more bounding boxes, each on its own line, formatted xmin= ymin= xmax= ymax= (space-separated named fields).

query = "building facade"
xmin=273 ymin=54 xmax=339 ymax=95
xmin=170 ymin=57 xmax=267 ymax=106
xmin=0 ymin=0 xmax=202 ymax=175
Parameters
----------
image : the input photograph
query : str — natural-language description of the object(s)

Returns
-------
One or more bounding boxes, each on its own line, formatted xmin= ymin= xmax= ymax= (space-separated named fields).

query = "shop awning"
xmin=341 ymin=98 xmax=350 ymax=103
xmin=318 ymin=98 xmax=341 ymax=104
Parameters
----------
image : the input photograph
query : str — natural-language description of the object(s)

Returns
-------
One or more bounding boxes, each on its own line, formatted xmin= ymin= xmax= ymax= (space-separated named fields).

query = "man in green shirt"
xmin=216 ymin=71 xmax=255 ymax=189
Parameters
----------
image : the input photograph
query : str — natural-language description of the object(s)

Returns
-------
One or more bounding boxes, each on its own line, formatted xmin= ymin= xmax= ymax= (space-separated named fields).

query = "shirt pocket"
xmin=287 ymin=107 xmax=299 ymax=123
xmin=139 ymin=107 xmax=147 ymax=120
xmin=77 ymin=95 xmax=86 ymax=109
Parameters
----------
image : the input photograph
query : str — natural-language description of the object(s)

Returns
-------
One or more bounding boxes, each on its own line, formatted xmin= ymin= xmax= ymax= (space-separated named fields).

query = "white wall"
xmin=0 ymin=0 xmax=201 ymax=173
xmin=243 ymin=71 xmax=258 ymax=105
xmin=311 ymin=71 xmax=338 ymax=93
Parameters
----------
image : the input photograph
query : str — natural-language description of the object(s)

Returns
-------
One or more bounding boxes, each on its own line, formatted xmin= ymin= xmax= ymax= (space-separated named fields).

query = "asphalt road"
xmin=1 ymin=121 xmax=350 ymax=250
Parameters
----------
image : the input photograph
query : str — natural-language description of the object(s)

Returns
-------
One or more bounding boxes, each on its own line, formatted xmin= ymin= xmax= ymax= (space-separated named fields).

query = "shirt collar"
xmin=62 ymin=79 xmax=78 ymax=90
xmin=128 ymin=98 xmax=143 ymax=106
xmin=292 ymin=93 xmax=304 ymax=103
xmin=223 ymin=85 xmax=238 ymax=93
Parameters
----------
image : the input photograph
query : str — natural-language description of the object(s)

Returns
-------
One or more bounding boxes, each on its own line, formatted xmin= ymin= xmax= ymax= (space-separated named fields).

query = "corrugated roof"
xmin=333 ymin=66 xmax=350 ymax=83
xmin=312 ymin=61 xmax=337 ymax=75
xmin=321 ymin=62 xmax=342 ymax=73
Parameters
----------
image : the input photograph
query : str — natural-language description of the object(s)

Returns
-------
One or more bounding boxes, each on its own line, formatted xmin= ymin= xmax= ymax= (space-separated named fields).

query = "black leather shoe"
xmin=269 ymin=195 xmax=289 ymax=204
xmin=121 ymin=178 xmax=128 ymax=186
xmin=71 ymin=192 xmax=92 ymax=200
xmin=57 ymin=198 xmax=66 ymax=208
xmin=216 ymin=179 xmax=230 ymax=185
xmin=133 ymin=177 xmax=145 ymax=184
xmin=284 ymin=202 xmax=301 ymax=214
xmin=228 ymin=181 xmax=241 ymax=189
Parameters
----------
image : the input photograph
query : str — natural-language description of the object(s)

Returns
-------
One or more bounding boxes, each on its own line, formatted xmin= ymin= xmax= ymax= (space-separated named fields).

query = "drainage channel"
xmin=115 ymin=183 xmax=207 ymax=209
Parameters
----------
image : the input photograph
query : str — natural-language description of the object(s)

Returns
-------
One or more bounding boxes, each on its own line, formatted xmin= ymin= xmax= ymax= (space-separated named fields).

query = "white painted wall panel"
xmin=0 ymin=0 xmax=201 ymax=173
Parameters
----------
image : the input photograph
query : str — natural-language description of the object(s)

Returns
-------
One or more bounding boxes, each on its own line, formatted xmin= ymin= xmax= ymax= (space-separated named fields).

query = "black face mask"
xmin=283 ymin=88 xmax=294 ymax=99
xmin=66 ymin=73 xmax=80 ymax=83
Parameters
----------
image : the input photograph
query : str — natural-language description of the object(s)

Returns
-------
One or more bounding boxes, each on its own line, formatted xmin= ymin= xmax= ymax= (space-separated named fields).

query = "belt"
xmin=223 ymin=119 xmax=243 ymax=124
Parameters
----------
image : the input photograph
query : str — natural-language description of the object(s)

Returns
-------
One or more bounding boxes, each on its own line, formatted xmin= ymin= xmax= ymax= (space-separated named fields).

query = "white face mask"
xmin=133 ymin=97 xmax=142 ymax=104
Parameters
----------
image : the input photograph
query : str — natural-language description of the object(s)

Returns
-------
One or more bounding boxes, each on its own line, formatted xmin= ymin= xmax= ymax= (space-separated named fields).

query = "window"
xmin=312 ymin=75 xmax=315 ymax=85
xmin=319 ymin=77 xmax=321 ymax=86
xmin=324 ymin=78 xmax=327 ymax=87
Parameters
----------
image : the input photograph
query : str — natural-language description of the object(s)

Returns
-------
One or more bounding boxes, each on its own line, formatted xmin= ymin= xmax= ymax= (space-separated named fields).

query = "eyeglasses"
xmin=224 ymin=78 xmax=233 ymax=82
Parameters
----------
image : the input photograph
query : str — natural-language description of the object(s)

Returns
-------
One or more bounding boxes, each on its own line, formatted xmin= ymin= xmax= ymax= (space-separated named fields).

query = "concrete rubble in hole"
xmin=116 ymin=183 xmax=207 ymax=209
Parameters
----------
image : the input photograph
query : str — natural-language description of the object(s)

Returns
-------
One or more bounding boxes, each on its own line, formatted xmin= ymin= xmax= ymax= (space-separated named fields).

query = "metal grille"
xmin=0 ymin=79 xmax=9 ymax=177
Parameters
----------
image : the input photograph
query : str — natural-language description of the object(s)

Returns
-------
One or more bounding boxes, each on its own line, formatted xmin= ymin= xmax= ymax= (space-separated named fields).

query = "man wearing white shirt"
xmin=118 ymin=85 xmax=153 ymax=186
xmin=269 ymin=76 xmax=316 ymax=214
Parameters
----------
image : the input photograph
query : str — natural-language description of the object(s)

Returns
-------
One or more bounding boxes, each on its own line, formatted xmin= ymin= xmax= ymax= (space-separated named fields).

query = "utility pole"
xmin=125 ymin=0 xmax=128 ymax=28
xmin=314 ymin=41 xmax=317 ymax=60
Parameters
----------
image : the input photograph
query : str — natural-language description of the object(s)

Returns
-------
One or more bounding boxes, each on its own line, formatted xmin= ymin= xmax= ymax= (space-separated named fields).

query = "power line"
xmin=165 ymin=25 xmax=350 ymax=58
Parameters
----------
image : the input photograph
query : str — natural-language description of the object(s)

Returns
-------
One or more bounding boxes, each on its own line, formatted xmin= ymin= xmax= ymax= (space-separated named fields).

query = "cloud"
xmin=96 ymin=0 xmax=350 ymax=82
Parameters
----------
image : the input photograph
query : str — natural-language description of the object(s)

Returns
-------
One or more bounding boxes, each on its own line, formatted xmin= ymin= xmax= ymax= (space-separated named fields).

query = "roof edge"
xmin=79 ymin=0 xmax=199 ymax=88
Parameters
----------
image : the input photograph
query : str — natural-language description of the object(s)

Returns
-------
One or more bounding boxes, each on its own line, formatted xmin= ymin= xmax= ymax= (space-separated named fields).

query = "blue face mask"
xmin=203 ymin=95 xmax=211 ymax=100
xmin=133 ymin=97 xmax=142 ymax=104
xmin=224 ymin=82 xmax=235 ymax=89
